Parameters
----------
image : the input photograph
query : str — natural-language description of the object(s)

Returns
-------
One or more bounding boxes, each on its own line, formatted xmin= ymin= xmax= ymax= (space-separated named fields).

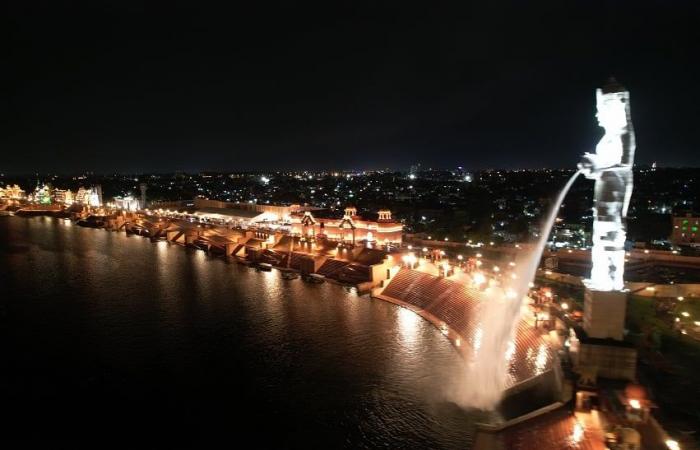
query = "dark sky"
xmin=4 ymin=1 xmax=699 ymax=174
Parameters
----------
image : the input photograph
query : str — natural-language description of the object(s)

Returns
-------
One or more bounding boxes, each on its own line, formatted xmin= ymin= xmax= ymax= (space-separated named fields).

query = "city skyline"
xmin=4 ymin=3 xmax=700 ymax=448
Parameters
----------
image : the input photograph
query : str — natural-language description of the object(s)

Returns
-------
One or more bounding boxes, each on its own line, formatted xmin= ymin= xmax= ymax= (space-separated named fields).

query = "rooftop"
xmin=194 ymin=207 xmax=262 ymax=219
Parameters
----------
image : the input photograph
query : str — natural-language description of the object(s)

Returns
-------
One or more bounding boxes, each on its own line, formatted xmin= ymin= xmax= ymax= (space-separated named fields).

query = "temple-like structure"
xmin=290 ymin=206 xmax=402 ymax=248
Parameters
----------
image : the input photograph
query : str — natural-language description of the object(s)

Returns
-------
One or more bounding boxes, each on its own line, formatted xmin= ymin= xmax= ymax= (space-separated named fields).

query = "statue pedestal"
xmin=572 ymin=286 xmax=636 ymax=381
xmin=583 ymin=286 xmax=627 ymax=341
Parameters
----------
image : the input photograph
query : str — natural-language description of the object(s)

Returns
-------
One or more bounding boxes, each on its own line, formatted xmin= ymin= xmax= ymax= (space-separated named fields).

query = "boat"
xmin=303 ymin=273 xmax=325 ymax=283
xmin=281 ymin=271 xmax=299 ymax=280
xmin=76 ymin=215 xmax=106 ymax=228
xmin=256 ymin=262 xmax=273 ymax=271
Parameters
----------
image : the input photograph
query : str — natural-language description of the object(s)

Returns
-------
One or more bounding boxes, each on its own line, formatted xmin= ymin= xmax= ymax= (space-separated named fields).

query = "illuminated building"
xmin=113 ymin=195 xmax=141 ymax=211
xmin=670 ymin=214 xmax=700 ymax=245
xmin=53 ymin=188 xmax=74 ymax=205
xmin=150 ymin=199 xmax=308 ymax=228
xmin=29 ymin=185 xmax=52 ymax=204
xmin=0 ymin=184 xmax=26 ymax=200
xmin=74 ymin=187 xmax=90 ymax=204
xmin=74 ymin=186 xmax=103 ymax=207
xmin=290 ymin=206 xmax=402 ymax=247
xmin=189 ymin=198 xmax=302 ymax=227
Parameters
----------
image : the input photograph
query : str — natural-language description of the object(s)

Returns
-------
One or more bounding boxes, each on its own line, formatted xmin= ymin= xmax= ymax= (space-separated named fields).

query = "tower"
xmin=94 ymin=184 xmax=103 ymax=207
xmin=139 ymin=183 xmax=147 ymax=210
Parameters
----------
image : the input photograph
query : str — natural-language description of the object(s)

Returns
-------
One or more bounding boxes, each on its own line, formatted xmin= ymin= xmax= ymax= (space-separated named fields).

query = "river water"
xmin=1 ymin=216 xmax=482 ymax=447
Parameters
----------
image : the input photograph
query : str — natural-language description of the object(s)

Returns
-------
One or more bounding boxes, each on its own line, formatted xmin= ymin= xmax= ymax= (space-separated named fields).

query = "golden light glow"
xmin=665 ymin=440 xmax=681 ymax=450
xmin=571 ymin=422 xmax=584 ymax=444
xmin=472 ymin=272 xmax=486 ymax=287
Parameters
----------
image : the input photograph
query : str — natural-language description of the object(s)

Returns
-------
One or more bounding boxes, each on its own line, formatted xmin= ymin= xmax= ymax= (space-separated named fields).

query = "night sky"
xmin=4 ymin=1 xmax=699 ymax=174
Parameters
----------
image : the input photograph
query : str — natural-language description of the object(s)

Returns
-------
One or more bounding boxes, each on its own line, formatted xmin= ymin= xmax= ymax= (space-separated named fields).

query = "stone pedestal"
xmin=583 ymin=288 xmax=627 ymax=341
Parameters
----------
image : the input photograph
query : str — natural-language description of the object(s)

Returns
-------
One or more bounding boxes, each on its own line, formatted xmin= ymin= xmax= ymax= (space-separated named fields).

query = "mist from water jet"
xmin=451 ymin=170 xmax=582 ymax=410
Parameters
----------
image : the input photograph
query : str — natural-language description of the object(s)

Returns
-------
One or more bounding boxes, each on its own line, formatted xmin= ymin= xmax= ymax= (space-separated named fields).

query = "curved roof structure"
xmin=379 ymin=268 xmax=555 ymax=387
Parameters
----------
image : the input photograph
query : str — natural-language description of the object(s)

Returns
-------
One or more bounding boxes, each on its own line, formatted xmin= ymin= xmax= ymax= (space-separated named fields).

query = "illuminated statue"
xmin=578 ymin=79 xmax=635 ymax=291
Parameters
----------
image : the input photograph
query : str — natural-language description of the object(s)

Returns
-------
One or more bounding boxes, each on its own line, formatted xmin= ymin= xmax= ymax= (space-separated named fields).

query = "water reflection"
xmin=1 ymin=216 xmax=478 ymax=447
xmin=397 ymin=306 xmax=421 ymax=348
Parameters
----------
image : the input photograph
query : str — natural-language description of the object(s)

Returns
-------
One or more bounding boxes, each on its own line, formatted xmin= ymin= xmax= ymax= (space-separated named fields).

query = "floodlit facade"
xmin=29 ymin=185 xmax=53 ymax=204
xmin=74 ymin=186 xmax=103 ymax=207
xmin=114 ymin=195 xmax=141 ymax=211
xmin=53 ymin=188 xmax=74 ymax=205
xmin=290 ymin=206 xmax=402 ymax=247
xmin=188 ymin=198 xmax=303 ymax=227
xmin=0 ymin=184 xmax=26 ymax=200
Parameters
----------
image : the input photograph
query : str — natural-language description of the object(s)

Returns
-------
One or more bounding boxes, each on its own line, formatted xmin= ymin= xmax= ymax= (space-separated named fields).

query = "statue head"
xmin=596 ymin=78 xmax=630 ymax=134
